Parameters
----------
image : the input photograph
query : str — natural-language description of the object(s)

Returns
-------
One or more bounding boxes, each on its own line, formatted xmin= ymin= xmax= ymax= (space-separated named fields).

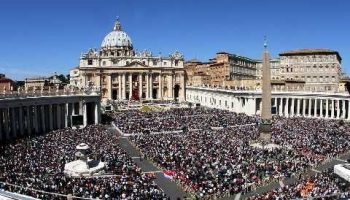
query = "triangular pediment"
xmin=124 ymin=61 xmax=149 ymax=68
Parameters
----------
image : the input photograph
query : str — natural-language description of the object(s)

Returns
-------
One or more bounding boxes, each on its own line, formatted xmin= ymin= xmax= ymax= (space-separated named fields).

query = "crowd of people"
xmin=248 ymin=169 xmax=350 ymax=199
xmin=114 ymin=107 xmax=257 ymax=134
xmin=0 ymin=125 xmax=167 ymax=200
xmin=118 ymin=107 xmax=350 ymax=199
xmin=1 ymin=104 xmax=350 ymax=200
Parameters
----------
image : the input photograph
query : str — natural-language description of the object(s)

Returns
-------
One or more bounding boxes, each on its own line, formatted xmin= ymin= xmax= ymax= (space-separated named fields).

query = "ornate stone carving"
xmin=170 ymin=51 xmax=183 ymax=60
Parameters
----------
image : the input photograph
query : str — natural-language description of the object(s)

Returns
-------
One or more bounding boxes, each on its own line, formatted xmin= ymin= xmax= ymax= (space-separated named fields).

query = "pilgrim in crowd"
xmin=115 ymin=107 xmax=350 ymax=199
xmin=248 ymin=169 xmax=350 ymax=200
xmin=0 ymin=125 xmax=167 ymax=200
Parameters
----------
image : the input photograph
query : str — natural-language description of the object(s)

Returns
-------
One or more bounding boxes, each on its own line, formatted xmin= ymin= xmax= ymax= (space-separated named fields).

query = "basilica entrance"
xmin=112 ymin=90 xmax=118 ymax=100
xmin=174 ymin=84 xmax=180 ymax=100
xmin=131 ymin=74 xmax=140 ymax=101
xmin=152 ymin=89 xmax=157 ymax=99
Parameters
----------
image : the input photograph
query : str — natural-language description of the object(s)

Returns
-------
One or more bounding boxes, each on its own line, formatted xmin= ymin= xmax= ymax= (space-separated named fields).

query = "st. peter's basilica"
xmin=70 ymin=19 xmax=186 ymax=102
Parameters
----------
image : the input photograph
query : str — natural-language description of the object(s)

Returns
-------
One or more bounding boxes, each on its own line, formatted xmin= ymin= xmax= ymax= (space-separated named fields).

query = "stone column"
xmin=26 ymin=106 xmax=32 ymax=135
xmin=308 ymin=99 xmax=312 ymax=117
xmin=180 ymin=72 xmax=185 ymax=101
xmin=79 ymin=101 xmax=83 ymax=115
xmin=319 ymin=99 xmax=323 ymax=118
xmin=290 ymin=98 xmax=295 ymax=116
xmin=57 ymin=104 xmax=61 ymax=129
xmin=302 ymin=99 xmax=306 ymax=117
xmin=118 ymin=74 xmax=122 ymax=100
xmin=297 ymin=99 xmax=301 ymax=116
xmin=279 ymin=98 xmax=283 ymax=116
xmin=171 ymin=74 xmax=175 ymax=99
xmin=331 ymin=100 xmax=335 ymax=118
xmin=33 ymin=106 xmax=38 ymax=134
xmin=146 ymin=73 xmax=149 ymax=99
xmin=342 ymin=100 xmax=346 ymax=119
xmin=122 ymin=73 xmax=126 ymax=99
xmin=40 ymin=105 xmax=46 ymax=133
xmin=168 ymin=74 xmax=172 ymax=99
xmin=19 ymin=107 xmax=24 ymax=136
xmin=95 ymin=71 xmax=101 ymax=90
xmin=65 ymin=103 xmax=69 ymax=128
xmin=129 ymin=73 xmax=133 ymax=99
xmin=139 ymin=73 xmax=143 ymax=100
xmin=158 ymin=73 xmax=162 ymax=99
xmin=49 ymin=105 xmax=53 ymax=130
xmin=314 ymin=99 xmax=318 ymax=118
xmin=285 ymin=98 xmax=289 ymax=117
xmin=83 ymin=102 xmax=87 ymax=127
xmin=326 ymin=99 xmax=329 ymax=118
xmin=107 ymin=74 xmax=112 ymax=100
xmin=94 ymin=102 xmax=100 ymax=124
xmin=149 ymin=73 xmax=153 ymax=99
xmin=4 ymin=108 xmax=10 ymax=139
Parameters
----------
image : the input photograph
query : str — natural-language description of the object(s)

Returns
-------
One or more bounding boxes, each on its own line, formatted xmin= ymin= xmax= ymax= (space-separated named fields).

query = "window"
xmin=175 ymin=60 xmax=179 ymax=66
xmin=319 ymin=76 xmax=323 ymax=82
xmin=126 ymin=61 xmax=130 ymax=65
xmin=152 ymin=60 xmax=157 ymax=65
xmin=88 ymin=59 xmax=93 ymax=65
xmin=142 ymin=61 xmax=146 ymax=65
xmin=102 ymin=61 xmax=106 ymax=66
xmin=163 ymin=62 xmax=167 ymax=65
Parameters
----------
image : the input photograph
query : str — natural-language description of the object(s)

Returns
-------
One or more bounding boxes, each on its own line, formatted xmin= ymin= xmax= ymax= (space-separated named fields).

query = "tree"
xmin=50 ymin=74 xmax=70 ymax=84
xmin=15 ymin=81 xmax=25 ymax=87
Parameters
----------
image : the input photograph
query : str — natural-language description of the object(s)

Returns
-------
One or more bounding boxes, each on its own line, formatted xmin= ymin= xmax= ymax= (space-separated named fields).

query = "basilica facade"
xmin=70 ymin=19 xmax=186 ymax=102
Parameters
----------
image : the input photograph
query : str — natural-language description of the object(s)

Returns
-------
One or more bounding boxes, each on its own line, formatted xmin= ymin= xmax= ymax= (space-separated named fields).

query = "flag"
xmin=163 ymin=170 xmax=176 ymax=179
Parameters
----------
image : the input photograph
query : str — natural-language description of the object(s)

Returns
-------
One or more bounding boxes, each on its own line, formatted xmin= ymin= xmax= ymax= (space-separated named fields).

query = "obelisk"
xmin=259 ymin=37 xmax=272 ymax=142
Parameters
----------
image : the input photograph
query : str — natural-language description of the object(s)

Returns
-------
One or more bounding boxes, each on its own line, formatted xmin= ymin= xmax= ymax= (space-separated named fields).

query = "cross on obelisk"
xmin=259 ymin=36 xmax=272 ymax=142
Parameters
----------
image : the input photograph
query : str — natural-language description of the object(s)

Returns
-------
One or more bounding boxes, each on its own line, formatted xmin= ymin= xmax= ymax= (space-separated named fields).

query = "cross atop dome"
xmin=113 ymin=17 xmax=122 ymax=31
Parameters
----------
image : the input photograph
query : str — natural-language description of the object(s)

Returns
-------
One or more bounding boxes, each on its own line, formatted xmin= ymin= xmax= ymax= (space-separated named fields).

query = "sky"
xmin=0 ymin=0 xmax=349 ymax=80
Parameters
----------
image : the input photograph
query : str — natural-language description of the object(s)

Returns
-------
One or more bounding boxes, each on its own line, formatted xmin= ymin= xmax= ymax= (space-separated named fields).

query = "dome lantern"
xmin=113 ymin=18 xmax=122 ymax=31
xmin=101 ymin=18 xmax=133 ymax=49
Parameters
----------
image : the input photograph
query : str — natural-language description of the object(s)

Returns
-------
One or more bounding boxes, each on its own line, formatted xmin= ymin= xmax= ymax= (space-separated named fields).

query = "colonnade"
xmin=105 ymin=71 xmax=185 ymax=101
xmin=271 ymin=97 xmax=350 ymax=119
xmin=0 ymin=95 xmax=101 ymax=141
xmin=186 ymin=86 xmax=350 ymax=120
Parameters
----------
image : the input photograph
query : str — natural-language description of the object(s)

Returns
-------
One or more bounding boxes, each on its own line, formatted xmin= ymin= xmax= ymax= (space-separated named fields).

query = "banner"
xmin=163 ymin=170 xmax=176 ymax=179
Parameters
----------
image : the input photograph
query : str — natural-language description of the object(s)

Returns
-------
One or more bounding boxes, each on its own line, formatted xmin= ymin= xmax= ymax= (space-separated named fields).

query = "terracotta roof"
xmin=279 ymin=48 xmax=341 ymax=61
xmin=185 ymin=59 xmax=201 ymax=63
xmin=0 ymin=77 xmax=13 ymax=83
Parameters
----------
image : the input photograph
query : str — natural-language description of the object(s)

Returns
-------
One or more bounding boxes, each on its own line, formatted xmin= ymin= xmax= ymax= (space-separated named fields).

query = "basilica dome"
xmin=101 ymin=19 xmax=132 ymax=48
